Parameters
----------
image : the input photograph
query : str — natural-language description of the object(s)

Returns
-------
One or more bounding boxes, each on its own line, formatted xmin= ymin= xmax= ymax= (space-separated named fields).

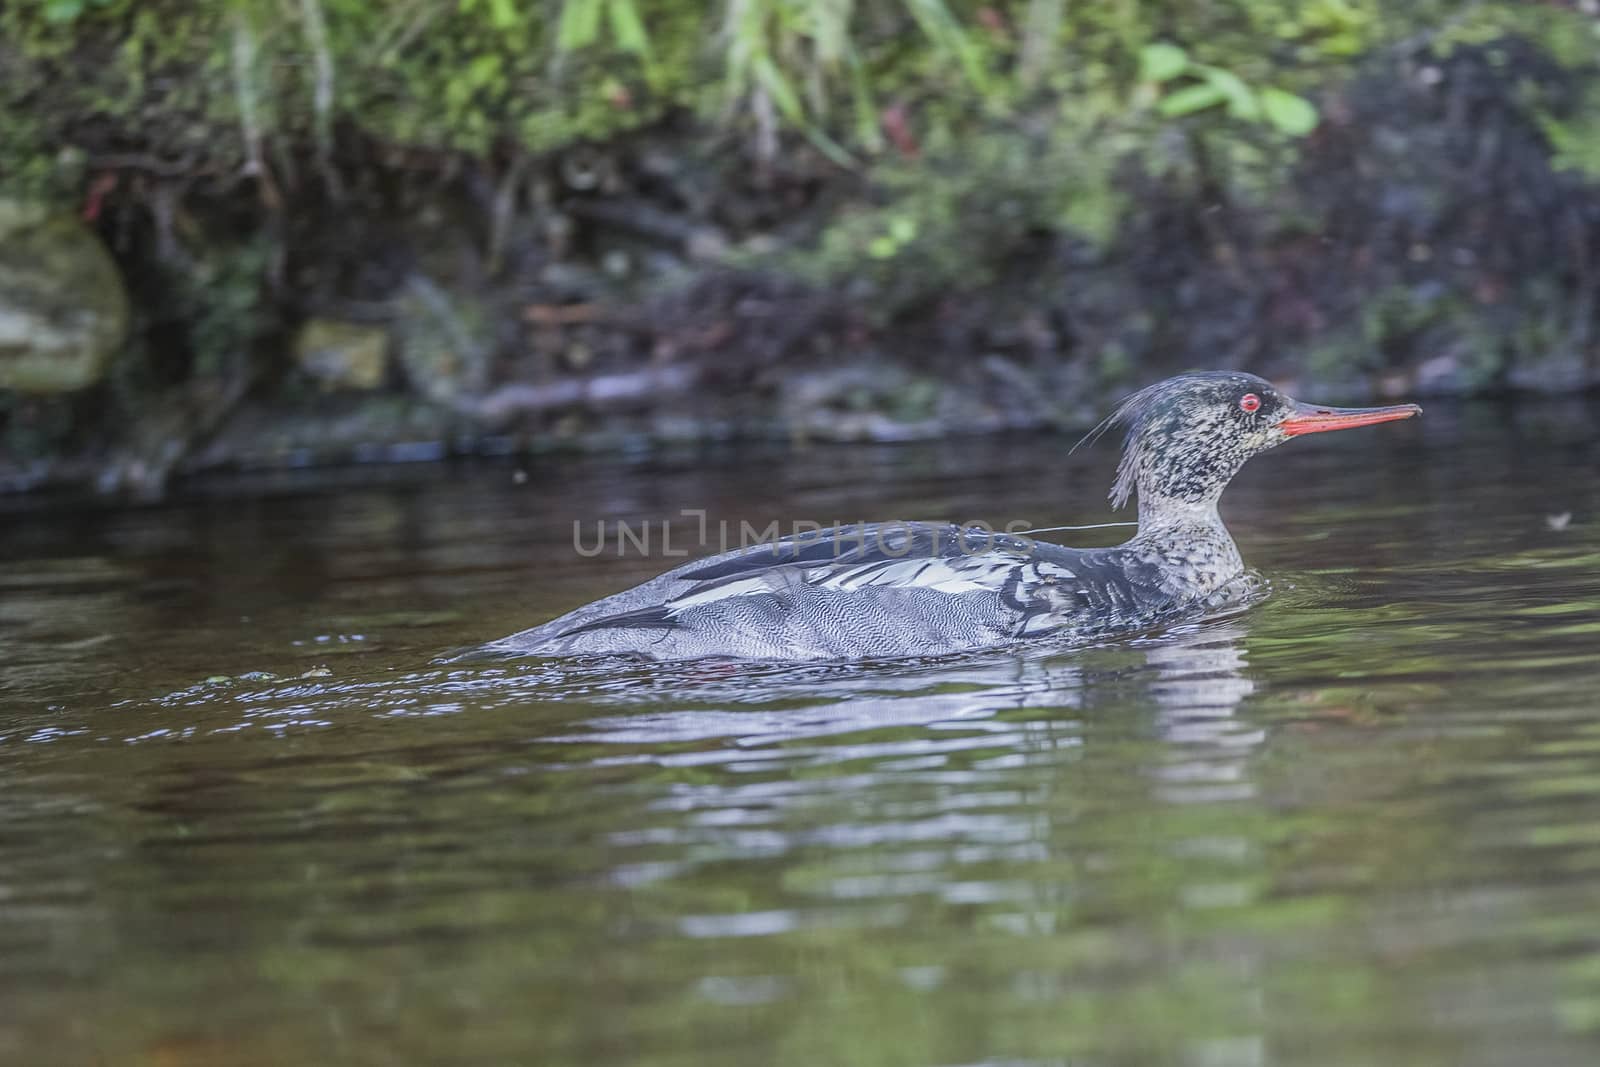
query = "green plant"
xmin=554 ymin=0 xmax=652 ymax=59
xmin=706 ymin=0 xmax=999 ymax=164
xmin=1138 ymin=41 xmax=1319 ymax=136
xmin=37 ymin=0 xmax=118 ymax=24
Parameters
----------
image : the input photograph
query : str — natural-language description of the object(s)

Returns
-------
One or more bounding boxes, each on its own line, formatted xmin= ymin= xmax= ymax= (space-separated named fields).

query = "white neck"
xmin=1135 ymin=493 xmax=1224 ymax=535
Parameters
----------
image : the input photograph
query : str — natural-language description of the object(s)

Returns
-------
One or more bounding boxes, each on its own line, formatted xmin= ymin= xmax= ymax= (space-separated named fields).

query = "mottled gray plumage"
xmin=460 ymin=372 xmax=1419 ymax=662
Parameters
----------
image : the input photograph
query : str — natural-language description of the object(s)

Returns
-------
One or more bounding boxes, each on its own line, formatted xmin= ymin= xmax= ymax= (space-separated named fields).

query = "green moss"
xmin=3 ymin=0 xmax=1419 ymax=187
xmin=768 ymin=120 xmax=1128 ymax=320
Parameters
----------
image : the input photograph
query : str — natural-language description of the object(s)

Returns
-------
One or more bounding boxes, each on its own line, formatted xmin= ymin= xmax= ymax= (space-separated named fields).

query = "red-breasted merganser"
xmin=467 ymin=372 xmax=1420 ymax=662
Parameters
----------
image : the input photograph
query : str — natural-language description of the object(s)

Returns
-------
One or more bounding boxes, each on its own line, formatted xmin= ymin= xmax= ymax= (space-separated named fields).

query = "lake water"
xmin=3 ymin=399 xmax=1600 ymax=1066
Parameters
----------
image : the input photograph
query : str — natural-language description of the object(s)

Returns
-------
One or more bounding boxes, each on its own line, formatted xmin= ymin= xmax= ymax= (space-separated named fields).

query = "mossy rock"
xmin=294 ymin=319 xmax=390 ymax=391
xmin=0 ymin=199 xmax=129 ymax=393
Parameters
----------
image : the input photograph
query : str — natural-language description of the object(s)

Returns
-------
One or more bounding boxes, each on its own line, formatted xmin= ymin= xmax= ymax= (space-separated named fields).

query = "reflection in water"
xmin=1146 ymin=623 xmax=1263 ymax=807
xmin=4 ymin=415 xmax=1600 ymax=1065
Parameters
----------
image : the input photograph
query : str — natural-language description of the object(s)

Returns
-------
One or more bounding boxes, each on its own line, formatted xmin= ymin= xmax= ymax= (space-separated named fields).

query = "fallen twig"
xmin=463 ymin=363 xmax=701 ymax=425
xmin=523 ymin=303 xmax=602 ymax=326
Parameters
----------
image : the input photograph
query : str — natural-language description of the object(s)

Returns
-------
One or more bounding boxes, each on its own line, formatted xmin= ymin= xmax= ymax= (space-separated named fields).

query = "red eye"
xmin=1240 ymin=393 xmax=1261 ymax=413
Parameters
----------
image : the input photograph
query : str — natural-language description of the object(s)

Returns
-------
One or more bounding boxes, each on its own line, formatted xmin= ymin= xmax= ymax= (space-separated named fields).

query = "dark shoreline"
xmin=5 ymin=392 xmax=1595 ymax=515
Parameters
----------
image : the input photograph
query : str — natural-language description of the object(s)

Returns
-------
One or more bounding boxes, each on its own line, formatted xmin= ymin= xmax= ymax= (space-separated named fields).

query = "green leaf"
xmin=1199 ymin=66 xmax=1259 ymax=120
xmin=1260 ymin=87 xmax=1319 ymax=136
xmin=1138 ymin=42 xmax=1188 ymax=84
xmin=811 ymin=0 xmax=850 ymax=66
xmin=846 ymin=53 xmax=884 ymax=152
xmin=43 ymin=0 xmax=86 ymax=22
xmin=752 ymin=55 xmax=805 ymax=123
xmin=752 ymin=56 xmax=855 ymax=168
xmin=606 ymin=0 xmax=651 ymax=56
xmin=465 ymin=52 xmax=503 ymax=89
xmin=1159 ymin=83 xmax=1226 ymax=117
xmin=488 ymin=0 xmax=517 ymax=30
xmin=556 ymin=0 xmax=603 ymax=51
xmin=903 ymin=0 xmax=991 ymax=95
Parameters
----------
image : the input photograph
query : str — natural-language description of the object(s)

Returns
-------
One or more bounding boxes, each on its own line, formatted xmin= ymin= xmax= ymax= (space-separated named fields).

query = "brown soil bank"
xmin=3 ymin=3 xmax=1599 ymax=496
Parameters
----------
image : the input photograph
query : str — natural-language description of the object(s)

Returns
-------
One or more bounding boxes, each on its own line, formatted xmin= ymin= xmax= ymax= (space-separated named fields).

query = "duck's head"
xmin=1102 ymin=372 xmax=1421 ymax=518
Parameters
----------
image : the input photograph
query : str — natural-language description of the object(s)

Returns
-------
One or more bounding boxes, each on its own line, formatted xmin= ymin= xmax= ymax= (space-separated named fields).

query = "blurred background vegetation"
xmin=3 ymin=0 xmax=1599 ymax=493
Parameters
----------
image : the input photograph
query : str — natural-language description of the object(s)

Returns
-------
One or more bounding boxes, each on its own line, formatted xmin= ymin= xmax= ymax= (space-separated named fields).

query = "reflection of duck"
xmin=551 ymin=624 xmax=1261 ymax=756
xmin=1146 ymin=624 xmax=1258 ymax=738
xmin=549 ymin=651 xmax=1102 ymax=749
xmin=1142 ymin=622 xmax=1267 ymax=808
xmin=471 ymin=373 xmax=1418 ymax=662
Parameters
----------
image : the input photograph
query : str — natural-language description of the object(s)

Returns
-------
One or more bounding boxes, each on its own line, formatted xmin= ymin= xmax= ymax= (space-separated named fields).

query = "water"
xmin=3 ymin=400 xmax=1599 ymax=1066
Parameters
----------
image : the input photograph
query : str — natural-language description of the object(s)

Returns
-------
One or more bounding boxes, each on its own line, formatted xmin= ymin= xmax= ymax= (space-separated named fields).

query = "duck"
xmin=464 ymin=372 xmax=1420 ymax=662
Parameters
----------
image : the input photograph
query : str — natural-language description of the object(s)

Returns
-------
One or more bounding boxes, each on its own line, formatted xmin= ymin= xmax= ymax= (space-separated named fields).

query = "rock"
xmin=0 ymin=198 xmax=130 ymax=393
xmin=294 ymin=319 xmax=389 ymax=390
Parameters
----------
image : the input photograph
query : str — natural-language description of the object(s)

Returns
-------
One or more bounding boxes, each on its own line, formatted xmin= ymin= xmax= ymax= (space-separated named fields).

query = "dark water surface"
xmin=4 ymin=401 xmax=1600 ymax=1066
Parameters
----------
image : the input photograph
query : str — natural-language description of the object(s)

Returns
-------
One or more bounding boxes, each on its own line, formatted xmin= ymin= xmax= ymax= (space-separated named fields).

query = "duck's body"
xmin=466 ymin=372 xmax=1419 ymax=663
xmin=475 ymin=516 xmax=1243 ymax=661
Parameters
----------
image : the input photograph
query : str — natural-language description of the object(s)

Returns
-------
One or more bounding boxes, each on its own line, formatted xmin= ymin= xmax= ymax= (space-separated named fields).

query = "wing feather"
xmin=555 ymin=522 xmax=1095 ymax=645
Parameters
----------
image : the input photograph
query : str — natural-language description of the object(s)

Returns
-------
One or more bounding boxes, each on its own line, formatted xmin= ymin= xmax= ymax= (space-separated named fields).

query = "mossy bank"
xmin=4 ymin=1 xmax=1600 ymax=494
